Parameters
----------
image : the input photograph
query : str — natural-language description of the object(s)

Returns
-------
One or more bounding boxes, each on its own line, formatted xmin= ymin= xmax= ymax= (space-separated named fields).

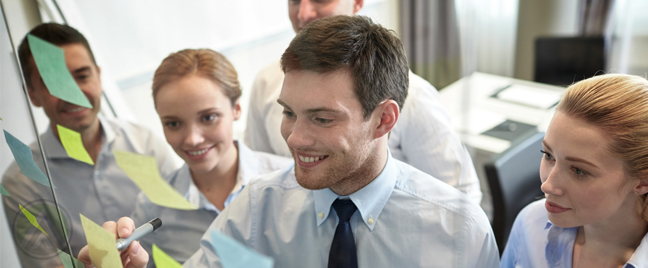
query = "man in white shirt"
xmin=84 ymin=15 xmax=498 ymax=268
xmin=245 ymin=0 xmax=482 ymax=203
xmin=2 ymin=23 xmax=176 ymax=268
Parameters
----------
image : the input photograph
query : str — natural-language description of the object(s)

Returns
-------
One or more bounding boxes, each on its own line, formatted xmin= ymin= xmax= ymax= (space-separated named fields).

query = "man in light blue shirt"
xmin=81 ymin=15 xmax=498 ymax=268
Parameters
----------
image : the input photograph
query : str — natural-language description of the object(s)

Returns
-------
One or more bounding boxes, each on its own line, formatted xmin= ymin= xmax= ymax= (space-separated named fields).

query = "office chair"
xmin=485 ymin=131 xmax=545 ymax=254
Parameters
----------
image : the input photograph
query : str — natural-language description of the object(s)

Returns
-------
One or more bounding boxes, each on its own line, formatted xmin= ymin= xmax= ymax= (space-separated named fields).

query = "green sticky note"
xmin=27 ymin=35 xmax=92 ymax=109
xmin=152 ymin=244 xmax=183 ymax=268
xmin=19 ymin=204 xmax=48 ymax=236
xmin=57 ymin=125 xmax=94 ymax=165
xmin=210 ymin=230 xmax=274 ymax=268
xmin=0 ymin=116 xmax=3 ymax=120
xmin=4 ymin=130 xmax=53 ymax=188
xmin=80 ymin=214 xmax=121 ymax=268
xmin=114 ymin=150 xmax=197 ymax=210
xmin=0 ymin=183 xmax=9 ymax=196
xmin=58 ymin=248 xmax=85 ymax=268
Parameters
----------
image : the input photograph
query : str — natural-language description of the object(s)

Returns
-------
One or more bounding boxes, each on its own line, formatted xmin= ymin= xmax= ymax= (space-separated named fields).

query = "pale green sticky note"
xmin=80 ymin=214 xmax=121 ymax=268
xmin=57 ymin=125 xmax=94 ymax=165
xmin=210 ymin=230 xmax=274 ymax=268
xmin=58 ymin=248 xmax=85 ymax=268
xmin=27 ymin=35 xmax=92 ymax=108
xmin=114 ymin=150 xmax=197 ymax=210
xmin=152 ymin=244 xmax=183 ymax=268
xmin=0 ymin=183 xmax=9 ymax=196
xmin=19 ymin=204 xmax=48 ymax=236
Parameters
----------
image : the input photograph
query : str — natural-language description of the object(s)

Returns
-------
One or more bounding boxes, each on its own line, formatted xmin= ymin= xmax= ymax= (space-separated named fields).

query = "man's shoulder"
xmin=246 ymin=164 xmax=301 ymax=191
xmin=391 ymin=160 xmax=488 ymax=224
xmin=102 ymin=116 xmax=155 ymax=138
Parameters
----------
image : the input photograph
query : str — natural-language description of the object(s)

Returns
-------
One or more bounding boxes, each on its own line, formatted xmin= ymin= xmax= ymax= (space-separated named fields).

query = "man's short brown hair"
xmin=18 ymin=23 xmax=97 ymax=89
xmin=280 ymin=15 xmax=409 ymax=119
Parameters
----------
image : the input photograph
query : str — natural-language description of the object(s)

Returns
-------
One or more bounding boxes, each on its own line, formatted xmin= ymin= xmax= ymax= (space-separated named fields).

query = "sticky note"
xmin=4 ymin=130 xmax=53 ymax=188
xmin=210 ymin=230 xmax=274 ymax=268
xmin=0 ymin=183 xmax=9 ymax=196
xmin=58 ymin=248 xmax=85 ymax=268
xmin=19 ymin=204 xmax=48 ymax=236
xmin=80 ymin=214 xmax=121 ymax=268
xmin=27 ymin=35 xmax=92 ymax=109
xmin=152 ymin=244 xmax=183 ymax=268
xmin=114 ymin=150 xmax=197 ymax=210
xmin=57 ymin=125 xmax=94 ymax=165
xmin=0 ymin=116 xmax=3 ymax=120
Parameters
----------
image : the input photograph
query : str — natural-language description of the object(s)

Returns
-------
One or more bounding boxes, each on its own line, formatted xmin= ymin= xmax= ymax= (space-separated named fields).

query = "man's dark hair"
xmin=18 ymin=23 xmax=97 ymax=89
xmin=280 ymin=15 xmax=409 ymax=119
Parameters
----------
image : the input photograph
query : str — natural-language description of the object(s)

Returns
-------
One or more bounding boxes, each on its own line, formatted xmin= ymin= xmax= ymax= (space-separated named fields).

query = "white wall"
xmin=1 ymin=1 xmax=42 ymax=267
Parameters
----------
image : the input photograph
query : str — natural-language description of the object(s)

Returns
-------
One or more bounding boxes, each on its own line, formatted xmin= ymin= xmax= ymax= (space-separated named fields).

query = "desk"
xmin=439 ymin=72 xmax=566 ymax=218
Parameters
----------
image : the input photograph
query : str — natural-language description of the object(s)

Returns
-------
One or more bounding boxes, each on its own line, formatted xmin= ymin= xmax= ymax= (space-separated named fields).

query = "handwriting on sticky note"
xmin=57 ymin=125 xmax=94 ymax=165
xmin=152 ymin=244 xmax=183 ymax=268
xmin=80 ymin=214 xmax=121 ymax=268
xmin=4 ymin=130 xmax=53 ymax=188
xmin=210 ymin=230 xmax=274 ymax=268
xmin=58 ymin=248 xmax=85 ymax=268
xmin=19 ymin=204 xmax=48 ymax=236
xmin=114 ymin=150 xmax=197 ymax=210
xmin=27 ymin=35 xmax=92 ymax=109
xmin=0 ymin=183 xmax=9 ymax=196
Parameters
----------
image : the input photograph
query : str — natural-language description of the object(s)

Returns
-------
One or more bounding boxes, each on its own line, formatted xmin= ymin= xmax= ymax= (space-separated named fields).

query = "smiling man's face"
xmin=27 ymin=43 xmax=102 ymax=133
xmin=278 ymin=69 xmax=379 ymax=193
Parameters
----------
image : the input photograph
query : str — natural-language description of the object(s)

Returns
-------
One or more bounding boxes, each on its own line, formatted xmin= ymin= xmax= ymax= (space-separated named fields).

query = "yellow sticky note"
xmin=19 ymin=204 xmax=48 ymax=236
xmin=0 ymin=116 xmax=3 ymax=120
xmin=57 ymin=125 xmax=94 ymax=165
xmin=114 ymin=150 xmax=197 ymax=210
xmin=80 ymin=214 xmax=121 ymax=268
xmin=153 ymin=244 xmax=183 ymax=268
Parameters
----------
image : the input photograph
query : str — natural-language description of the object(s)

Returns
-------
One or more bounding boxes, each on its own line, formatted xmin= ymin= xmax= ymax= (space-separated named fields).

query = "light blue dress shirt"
xmin=501 ymin=199 xmax=648 ymax=268
xmin=183 ymin=153 xmax=499 ymax=268
xmin=2 ymin=116 xmax=177 ymax=268
xmin=131 ymin=141 xmax=291 ymax=267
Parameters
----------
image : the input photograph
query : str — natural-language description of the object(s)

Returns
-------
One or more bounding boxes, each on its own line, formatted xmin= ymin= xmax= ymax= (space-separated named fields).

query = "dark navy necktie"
xmin=328 ymin=199 xmax=358 ymax=268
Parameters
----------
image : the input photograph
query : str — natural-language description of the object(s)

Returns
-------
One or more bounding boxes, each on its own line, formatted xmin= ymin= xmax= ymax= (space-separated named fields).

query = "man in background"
xmin=245 ymin=0 xmax=482 ymax=203
xmin=2 ymin=23 xmax=176 ymax=267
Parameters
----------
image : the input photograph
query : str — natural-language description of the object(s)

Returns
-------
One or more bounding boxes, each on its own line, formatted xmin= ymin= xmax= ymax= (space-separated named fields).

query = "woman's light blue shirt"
xmin=130 ymin=141 xmax=291 ymax=266
xmin=501 ymin=199 xmax=648 ymax=268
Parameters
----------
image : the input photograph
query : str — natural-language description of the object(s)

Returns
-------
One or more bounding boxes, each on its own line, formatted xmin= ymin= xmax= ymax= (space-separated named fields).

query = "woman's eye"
xmin=573 ymin=167 xmax=587 ymax=176
xmin=165 ymin=121 xmax=179 ymax=128
xmin=203 ymin=114 xmax=217 ymax=121
xmin=540 ymin=150 xmax=554 ymax=160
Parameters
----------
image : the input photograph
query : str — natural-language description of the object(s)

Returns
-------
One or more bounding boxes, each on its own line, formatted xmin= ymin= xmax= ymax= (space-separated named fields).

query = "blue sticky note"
xmin=4 ymin=130 xmax=52 ymax=188
xmin=27 ymin=35 xmax=92 ymax=109
xmin=210 ymin=230 xmax=274 ymax=268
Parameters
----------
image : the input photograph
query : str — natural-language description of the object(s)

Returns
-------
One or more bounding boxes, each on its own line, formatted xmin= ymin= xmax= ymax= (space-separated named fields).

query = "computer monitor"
xmin=534 ymin=36 xmax=605 ymax=86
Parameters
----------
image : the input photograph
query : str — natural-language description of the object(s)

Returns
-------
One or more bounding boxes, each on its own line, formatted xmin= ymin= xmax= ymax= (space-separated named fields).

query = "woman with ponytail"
xmin=501 ymin=74 xmax=648 ymax=268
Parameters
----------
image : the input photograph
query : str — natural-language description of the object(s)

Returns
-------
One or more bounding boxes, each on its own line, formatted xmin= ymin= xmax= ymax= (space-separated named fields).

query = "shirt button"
xmin=368 ymin=218 xmax=374 ymax=224
xmin=318 ymin=212 xmax=324 ymax=219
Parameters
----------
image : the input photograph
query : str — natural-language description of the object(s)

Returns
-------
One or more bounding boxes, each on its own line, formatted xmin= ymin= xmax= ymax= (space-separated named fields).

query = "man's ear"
xmin=635 ymin=178 xmax=648 ymax=196
xmin=27 ymin=87 xmax=42 ymax=107
xmin=372 ymin=100 xmax=399 ymax=139
xmin=352 ymin=0 xmax=364 ymax=14
xmin=232 ymin=99 xmax=242 ymax=121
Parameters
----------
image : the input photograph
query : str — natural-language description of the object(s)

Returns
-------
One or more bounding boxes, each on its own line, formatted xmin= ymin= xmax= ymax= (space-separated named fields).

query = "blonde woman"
xmin=501 ymin=74 xmax=648 ymax=268
xmin=130 ymin=49 xmax=292 ymax=266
